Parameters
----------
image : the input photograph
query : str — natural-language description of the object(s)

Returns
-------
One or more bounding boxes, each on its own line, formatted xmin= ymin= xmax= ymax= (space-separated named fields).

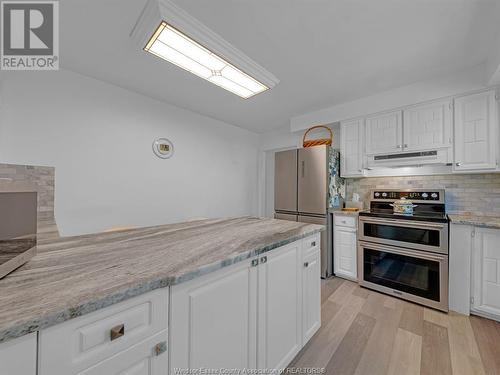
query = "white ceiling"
xmin=59 ymin=0 xmax=500 ymax=132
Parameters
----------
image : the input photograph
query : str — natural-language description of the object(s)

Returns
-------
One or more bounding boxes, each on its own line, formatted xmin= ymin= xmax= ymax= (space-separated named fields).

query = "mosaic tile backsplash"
xmin=329 ymin=148 xmax=345 ymax=208
xmin=346 ymin=173 xmax=500 ymax=216
xmin=0 ymin=163 xmax=59 ymax=240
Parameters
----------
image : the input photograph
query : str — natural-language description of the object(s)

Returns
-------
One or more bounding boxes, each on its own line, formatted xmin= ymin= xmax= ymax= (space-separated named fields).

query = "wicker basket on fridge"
xmin=302 ymin=125 xmax=333 ymax=147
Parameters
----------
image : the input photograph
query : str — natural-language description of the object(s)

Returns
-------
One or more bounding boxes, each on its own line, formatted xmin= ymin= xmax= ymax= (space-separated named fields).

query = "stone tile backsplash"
xmin=346 ymin=173 xmax=500 ymax=216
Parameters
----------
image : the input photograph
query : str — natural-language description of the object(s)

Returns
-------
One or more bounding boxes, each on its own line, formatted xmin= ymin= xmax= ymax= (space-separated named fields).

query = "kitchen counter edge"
xmin=448 ymin=213 xmax=500 ymax=230
xmin=0 ymin=224 xmax=324 ymax=344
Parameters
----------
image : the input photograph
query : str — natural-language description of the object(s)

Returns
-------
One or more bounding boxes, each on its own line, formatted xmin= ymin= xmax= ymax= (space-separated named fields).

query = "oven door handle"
xmin=358 ymin=241 xmax=447 ymax=261
xmin=358 ymin=217 xmax=446 ymax=230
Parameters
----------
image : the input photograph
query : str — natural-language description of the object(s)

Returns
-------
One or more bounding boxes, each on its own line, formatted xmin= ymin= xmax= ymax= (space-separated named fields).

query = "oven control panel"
xmin=373 ymin=191 xmax=441 ymax=201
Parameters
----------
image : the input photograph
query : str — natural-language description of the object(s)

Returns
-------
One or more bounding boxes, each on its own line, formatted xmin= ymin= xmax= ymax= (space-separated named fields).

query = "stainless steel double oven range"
xmin=358 ymin=189 xmax=449 ymax=311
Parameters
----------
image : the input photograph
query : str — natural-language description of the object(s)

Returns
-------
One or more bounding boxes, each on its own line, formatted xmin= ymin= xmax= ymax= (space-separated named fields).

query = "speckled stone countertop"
xmin=0 ymin=217 xmax=323 ymax=344
xmin=448 ymin=213 xmax=500 ymax=229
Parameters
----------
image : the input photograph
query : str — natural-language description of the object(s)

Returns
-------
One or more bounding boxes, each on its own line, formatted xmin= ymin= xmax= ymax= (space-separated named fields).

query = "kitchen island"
xmin=0 ymin=217 xmax=323 ymax=375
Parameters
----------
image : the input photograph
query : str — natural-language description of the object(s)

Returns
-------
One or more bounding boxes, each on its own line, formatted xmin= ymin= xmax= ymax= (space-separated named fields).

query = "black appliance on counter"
xmin=0 ymin=189 xmax=38 ymax=278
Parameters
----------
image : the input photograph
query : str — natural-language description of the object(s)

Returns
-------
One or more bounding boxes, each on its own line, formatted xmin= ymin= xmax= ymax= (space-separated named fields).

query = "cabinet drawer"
xmin=334 ymin=215 xmax=357 ymax=228
xmin=39 ymin=288 xmax=168 ymax=375
xmin=78 ymin=330 xmax=168 ymax=375
xmin=302 ymin=234 xmax=320 ymax=255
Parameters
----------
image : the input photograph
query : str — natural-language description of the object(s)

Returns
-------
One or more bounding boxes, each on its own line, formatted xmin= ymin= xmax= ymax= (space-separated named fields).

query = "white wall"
xmin=0 ymin=70 xmax=260 ymax=236
xmin=290 ymin=63 xmax=489 ymax=132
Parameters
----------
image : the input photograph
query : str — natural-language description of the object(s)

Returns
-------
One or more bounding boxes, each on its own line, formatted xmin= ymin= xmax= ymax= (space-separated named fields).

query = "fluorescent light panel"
xmin=144 ymin=22 xmax=268 ymax=98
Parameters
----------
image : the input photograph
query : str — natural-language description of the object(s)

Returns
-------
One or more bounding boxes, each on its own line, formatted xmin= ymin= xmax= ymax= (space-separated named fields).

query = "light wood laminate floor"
xmin=290 ymin=278 xmax=500 ymax=375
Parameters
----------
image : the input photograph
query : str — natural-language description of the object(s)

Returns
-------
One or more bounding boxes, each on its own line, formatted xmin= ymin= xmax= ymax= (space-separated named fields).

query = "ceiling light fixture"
xmin=131 ymin=0 xmax=278 ymax=99
xmin=144 ymin=22 xmax=268 ymax=98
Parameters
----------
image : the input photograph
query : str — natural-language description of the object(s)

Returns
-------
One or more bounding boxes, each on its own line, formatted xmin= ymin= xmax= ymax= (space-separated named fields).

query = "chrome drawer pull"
xmin=110 ymin=324 xmax=125 ymax=341
xmin=109 ymin=324 xmax=125 ymax=341
xmin=154 ymin=341 xmax=167 ymax=356
xmin=260 ymin=256 xmax=267 ymax=264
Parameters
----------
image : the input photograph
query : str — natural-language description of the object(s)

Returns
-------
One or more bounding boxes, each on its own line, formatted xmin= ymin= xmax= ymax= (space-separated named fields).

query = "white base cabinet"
xmin=169 ymin=235 xmax=321 ymax=372
xmin=301 ymin=241 xmax=321 ymax=344
xmin=169 ymin=255 xmax=258 ymax=370
xmin=471 ymin=227 xmax=500 ymax=319
xmin=449 ymin=224 xmax=500 ymax=321
xmin=0 ymin=333 xmax=37 ymax=375
xmin=449 ymin=224 xmax=473 ymax=315
xmin=334 ymin=215 xmax=358 ymax=281
xmin=257 ymin=242 xmax=302 ymax=370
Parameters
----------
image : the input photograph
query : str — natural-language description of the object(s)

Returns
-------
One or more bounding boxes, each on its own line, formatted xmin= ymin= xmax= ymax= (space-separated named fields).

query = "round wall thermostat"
xmin=152 ymin=138 xmax=174 ymax=159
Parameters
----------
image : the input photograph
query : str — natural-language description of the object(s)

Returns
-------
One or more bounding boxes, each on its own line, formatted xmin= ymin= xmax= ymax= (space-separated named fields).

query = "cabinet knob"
xmin=110 ymin=324 xmax=125 ymax=341
xmin=260 ymin=256 xmax=267 ymax=264
xmin=311 ymin=241 xmax=316 ymax=247
xmin=304 ymin=262 xmax=309 ymax=268
xmin=154 ymin=341 xmax=167 ymax=356
xmin=456 ymin=162 xmax=462 ymax=166
xmin=403 ymin=144 xmax=408 ymax=148
xmin=396 ymin=145 xmax=402 ymax=149
xmin=251 ymin=259 xmax=259 ymax=267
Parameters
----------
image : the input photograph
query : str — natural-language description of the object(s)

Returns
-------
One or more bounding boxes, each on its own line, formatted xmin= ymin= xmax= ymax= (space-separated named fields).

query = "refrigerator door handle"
xmin=301 ymin=160 xmax=305 ymax=178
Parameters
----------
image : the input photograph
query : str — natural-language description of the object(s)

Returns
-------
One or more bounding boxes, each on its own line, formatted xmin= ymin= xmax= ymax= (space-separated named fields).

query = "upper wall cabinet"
xmin=340 ymin=119 xmax=364 ymax=177
xmin=454 ymin=90 xmax=499 ymax=172
xmin=403 ymin=99 xmax=453 ymax=152
xmin=339 ymin=88 xmax=500 ymax=177
xmin=365 ymin=110 xmax=402 ymax=155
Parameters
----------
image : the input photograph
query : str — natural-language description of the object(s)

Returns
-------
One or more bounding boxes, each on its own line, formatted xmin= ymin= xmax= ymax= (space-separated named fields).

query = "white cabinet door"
xmin=472 ymin=227 xmax=500 ymax=319
xmin=403 ymin=99 xmax=453 ymax=151
xmin=0 ymin=333 xmax=37 ymax=375
xmin=340 ymin=118 xmax=364 ymax=177
xmin=302 ymin=244 xmax=321 ymax=344
xmin=334 ymin=226 xmax=357 ymax=281
xmin=78 ymin=331 xmax=168 ymax=375
xmin=365 ymin=111 xmax=403 ymax=155
xmin=449 ymin=224 xmax=473 ymax=315
xmin=258 ymin=242 xmax=302 ymax=370
xmin=454 ymin=91 xmax=498 ymax=171
xmin=170 ymin=258 xmax=258 ymax=370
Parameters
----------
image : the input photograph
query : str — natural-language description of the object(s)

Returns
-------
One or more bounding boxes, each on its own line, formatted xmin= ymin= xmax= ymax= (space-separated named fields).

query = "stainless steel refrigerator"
xmin=274 ymin=145 xmax=343 ymax=278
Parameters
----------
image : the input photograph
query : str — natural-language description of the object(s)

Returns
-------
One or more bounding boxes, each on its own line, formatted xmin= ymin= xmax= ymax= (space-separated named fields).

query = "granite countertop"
xmin=0 ymin=217 xmax=323 ymax=344
xmin=448 ymin=213 xmax=500 ymax=229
